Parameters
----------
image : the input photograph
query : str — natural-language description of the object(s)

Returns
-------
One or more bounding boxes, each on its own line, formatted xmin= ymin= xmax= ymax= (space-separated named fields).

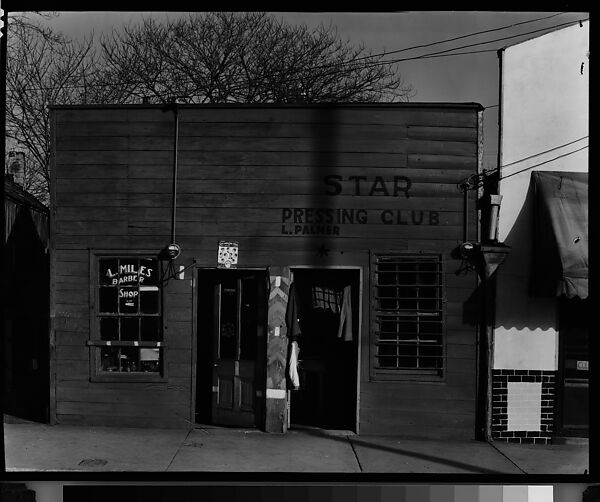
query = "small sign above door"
xmin=218 ymin=241 xmax=239 ymax=269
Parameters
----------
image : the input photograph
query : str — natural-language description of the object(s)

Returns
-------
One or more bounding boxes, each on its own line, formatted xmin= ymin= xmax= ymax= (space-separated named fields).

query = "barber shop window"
xmin=371 ymin=253 xmax=445 ymax=381
xmin=89 ymin=256 xmax=164 ymax=380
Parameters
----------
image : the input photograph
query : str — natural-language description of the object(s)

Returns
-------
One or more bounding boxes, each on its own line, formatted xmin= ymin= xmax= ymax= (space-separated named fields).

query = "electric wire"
xmin=6 ymin=15 xmax=588 ymax=100
xmin=459 ymin=141 xmax=589 ymax=191
xmin=341 ymin=12 xmax=567 ymax=64
xmin=340 ymin=18 xmax=588 ymax=73
xmin=497 ymin=145 xmax=588 ymax=183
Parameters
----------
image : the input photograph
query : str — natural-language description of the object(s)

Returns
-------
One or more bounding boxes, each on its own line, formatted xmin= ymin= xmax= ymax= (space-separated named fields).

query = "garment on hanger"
xmin=288 ymin=341 xmax=300 ymax=390
xmin=286 ymin=281 xmax=302 ymax=341
xmin=336 ymin=285 xmax=353 ymax=342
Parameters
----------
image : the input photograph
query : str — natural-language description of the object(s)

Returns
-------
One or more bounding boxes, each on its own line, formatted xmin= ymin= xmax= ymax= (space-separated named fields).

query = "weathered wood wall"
xmin=51 ymin=104 xmax=481 ymax=436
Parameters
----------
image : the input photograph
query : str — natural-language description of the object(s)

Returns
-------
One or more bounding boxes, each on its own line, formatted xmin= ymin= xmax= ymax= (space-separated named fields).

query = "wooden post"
xmin=264 ymin=266 xmax=290 ymax=433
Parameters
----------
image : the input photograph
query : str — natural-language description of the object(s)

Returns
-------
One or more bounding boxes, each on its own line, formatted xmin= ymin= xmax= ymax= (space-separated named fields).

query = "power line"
xmin=460 ymin=138 xmax=589 ymax=190
xmin=498 ymin=145 xmax=588 ymax=182
xmin=7 ymin=16 xmax=586 ymax=98
xmin=325 ymin=12 xmax=568 ymax=67
xmin=499 ymin=136 xmax=588 ymax=171
xmin=347 ymin=18 xmax=589 ymax=72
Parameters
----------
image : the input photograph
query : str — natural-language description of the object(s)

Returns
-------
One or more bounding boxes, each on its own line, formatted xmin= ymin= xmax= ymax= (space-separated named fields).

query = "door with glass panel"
xmin=197 ymin=270 xmax=267 ymax=427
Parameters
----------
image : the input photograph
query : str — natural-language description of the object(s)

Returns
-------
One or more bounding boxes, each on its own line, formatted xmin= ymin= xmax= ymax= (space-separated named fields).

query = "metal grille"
xmin=373 ymin=255 xmax=444 ymax=376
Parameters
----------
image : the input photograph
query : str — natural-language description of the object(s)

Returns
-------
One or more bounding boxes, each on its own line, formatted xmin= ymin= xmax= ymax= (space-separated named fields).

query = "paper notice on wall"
xmin=217 ymin=241 xmax=239 ymax=268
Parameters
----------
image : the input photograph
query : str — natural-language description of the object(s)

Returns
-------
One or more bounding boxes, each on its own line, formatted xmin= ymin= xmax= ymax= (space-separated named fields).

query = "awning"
xmin=531 ymin=171 xmax=588 ymax=299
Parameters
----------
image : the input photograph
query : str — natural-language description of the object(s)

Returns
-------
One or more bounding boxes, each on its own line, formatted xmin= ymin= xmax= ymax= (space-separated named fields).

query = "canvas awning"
xmin=531 ymin=171 xmax=588 ymax=299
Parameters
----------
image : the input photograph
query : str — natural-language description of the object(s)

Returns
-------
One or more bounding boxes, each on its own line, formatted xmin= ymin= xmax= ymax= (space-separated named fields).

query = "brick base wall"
xmin=491 ymin=369 xmax=556 ymax=444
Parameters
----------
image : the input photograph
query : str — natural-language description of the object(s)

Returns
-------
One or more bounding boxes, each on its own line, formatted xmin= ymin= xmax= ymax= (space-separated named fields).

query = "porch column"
xmin=265 ymin=266 xmax=290 ymax=433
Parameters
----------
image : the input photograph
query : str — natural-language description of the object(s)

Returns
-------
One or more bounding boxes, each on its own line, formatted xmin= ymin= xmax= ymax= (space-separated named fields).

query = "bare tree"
xmin=5 ymin=13 xmax=97 ymax=203
xmin=5 ymin=12 xmax=414 ymax=204
xmin=99 ymin=12 xmax=414 ymax=104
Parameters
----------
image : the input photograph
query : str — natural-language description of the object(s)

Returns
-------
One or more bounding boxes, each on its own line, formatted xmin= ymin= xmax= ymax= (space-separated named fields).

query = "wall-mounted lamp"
xmin=459 ymin=241 xmax=477 ymax=260
xmin=160 ymin=243 xmax=181 ymax=261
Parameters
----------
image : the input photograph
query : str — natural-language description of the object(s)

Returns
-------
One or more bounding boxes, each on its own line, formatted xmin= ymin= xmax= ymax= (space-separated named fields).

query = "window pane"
xmin=240 ymin=277 xmax=258 ymax=360
xmin=140 ymin=348 xmax=161 ymax=373
xmin=120 ymin=346 xmax=140 ymax=372
xmin=118 ymin=258 xmax=140 ymax=286
xmin=100 ymin=346 xmax=120 ymax=372
xmin=377 ymin=344 xmax=397 ymax=368
xmin=100 ymin=258 xmax=119 ymax=286
xmin=219 ymin=282 xmax=237 ymax=359
xmin=140 ymin=288 xmax=159 ymax=314
xmin=398 ymin=356 xmax=417 ymax=368
xmin=397 ymin=286 xmax=417 ymax=298
xmin=398 ymin=298 xmax=417 ymax=310
xmin=119 ymin=287 xmax=139 ymax=313
xmin=139 ymin=259 xmax=158 ymax=286
xmin=141 ymin=317 xmax=160 ymax=341
xmin=99 ymin=287 xmax=118 ymax=313
xmin=121 ymin=317 xmax=139 ymax=341
xmin=397 ymin=344 xmax=417 ymax=357
xmin=100 ymin=317 xmax=119 ymax=341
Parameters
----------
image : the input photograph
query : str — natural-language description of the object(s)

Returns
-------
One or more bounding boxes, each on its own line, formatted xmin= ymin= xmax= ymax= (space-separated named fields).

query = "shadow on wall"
xmin=461 ymin=176 xmax=556 ymax=331
xmin=495 ymin=176 xmax=557 ymax=331
xmin=307 ymin=105 xmax=338 ymax=267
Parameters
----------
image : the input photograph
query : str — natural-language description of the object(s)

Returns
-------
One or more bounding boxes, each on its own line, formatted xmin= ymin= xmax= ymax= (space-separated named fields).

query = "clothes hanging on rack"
xmin=288 ymin=341 xmax=300 ymax=390
xmin=336 ymin=285 xmax=353 ymax=342
xmin=285 ymin=281 xmax=302 ymax=341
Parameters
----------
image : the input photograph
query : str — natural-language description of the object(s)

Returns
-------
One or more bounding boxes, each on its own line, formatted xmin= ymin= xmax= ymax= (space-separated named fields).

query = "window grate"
xmin=371 ymin=254 xmax=445 ymax=378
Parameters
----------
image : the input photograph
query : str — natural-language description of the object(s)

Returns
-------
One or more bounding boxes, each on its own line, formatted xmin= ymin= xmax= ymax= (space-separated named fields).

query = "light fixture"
xmin=459 ymin=241 xmax=476 ymax=260
xmin=160 ymin=243 xmax=181 ymax=261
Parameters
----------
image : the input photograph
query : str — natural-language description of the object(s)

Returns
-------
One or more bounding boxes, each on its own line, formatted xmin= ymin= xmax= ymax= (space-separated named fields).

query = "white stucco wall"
xmin=493 ymin=21 xmax=589 ymax=370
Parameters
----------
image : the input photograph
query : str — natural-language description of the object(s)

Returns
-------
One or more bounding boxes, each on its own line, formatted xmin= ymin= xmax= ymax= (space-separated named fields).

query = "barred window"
xmin=371 ymin=254 xmax=445 ymax=380
xmin=89 ymin=255 xmax=164 ymax=380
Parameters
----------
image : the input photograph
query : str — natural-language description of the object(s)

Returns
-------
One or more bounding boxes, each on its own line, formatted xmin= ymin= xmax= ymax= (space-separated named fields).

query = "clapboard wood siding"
xmin=51 ymin=103 xmax=482 ymax=435
xmin=55 ymin=193 xmax=471 ymax=210
xmin=56 ymin=166 xmax=474 ymax=184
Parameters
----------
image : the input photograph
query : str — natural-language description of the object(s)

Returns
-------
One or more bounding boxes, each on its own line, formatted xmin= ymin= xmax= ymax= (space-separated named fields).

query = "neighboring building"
xmin=49 ymin=102 xmax=486 ymax=437
xmin=491 ymin=21 xmax=589 ymax=443
xmin=3 ymin=174 xmax=50 ymax=422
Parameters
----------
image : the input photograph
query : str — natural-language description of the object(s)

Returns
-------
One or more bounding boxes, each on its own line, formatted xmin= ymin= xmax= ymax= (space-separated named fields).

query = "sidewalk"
xmin=3 ymin=420 xmax=589 ymax=473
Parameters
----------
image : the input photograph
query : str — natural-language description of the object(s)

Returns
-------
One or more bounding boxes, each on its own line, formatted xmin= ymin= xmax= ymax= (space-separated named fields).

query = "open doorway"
xmin=288 ymin=268 xmax=360 ymax=432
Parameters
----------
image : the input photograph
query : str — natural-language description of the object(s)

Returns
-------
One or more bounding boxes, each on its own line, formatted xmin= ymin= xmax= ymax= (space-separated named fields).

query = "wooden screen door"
xmin=211 ymin=271 xmax=266 ymax=427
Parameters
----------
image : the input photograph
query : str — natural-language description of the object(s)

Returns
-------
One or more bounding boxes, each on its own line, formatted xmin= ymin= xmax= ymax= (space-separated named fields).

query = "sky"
xmin=2 ymin=10 xmax=590 ymax=170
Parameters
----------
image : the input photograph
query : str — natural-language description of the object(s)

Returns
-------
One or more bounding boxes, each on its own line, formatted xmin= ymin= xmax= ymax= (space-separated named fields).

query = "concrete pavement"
xmin=3 ymin=420 xmax=589 ymax=473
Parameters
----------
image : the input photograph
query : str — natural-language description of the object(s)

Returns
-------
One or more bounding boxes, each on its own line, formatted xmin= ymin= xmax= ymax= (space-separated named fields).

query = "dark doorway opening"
xmin=289 ymin=268 xmax=360 ymax=432
xmin=3 ymin=207 xmax=50 ymax=423
xmin=195 ymin=269 xmax=268 ymax=428
xmin=556 ymin=297 xmax=589 ymax=437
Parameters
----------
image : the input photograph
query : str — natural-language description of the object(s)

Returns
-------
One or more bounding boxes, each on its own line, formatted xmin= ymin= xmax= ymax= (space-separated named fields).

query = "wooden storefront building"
xmin=50 ymin=103 xmax=485 ymax=438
